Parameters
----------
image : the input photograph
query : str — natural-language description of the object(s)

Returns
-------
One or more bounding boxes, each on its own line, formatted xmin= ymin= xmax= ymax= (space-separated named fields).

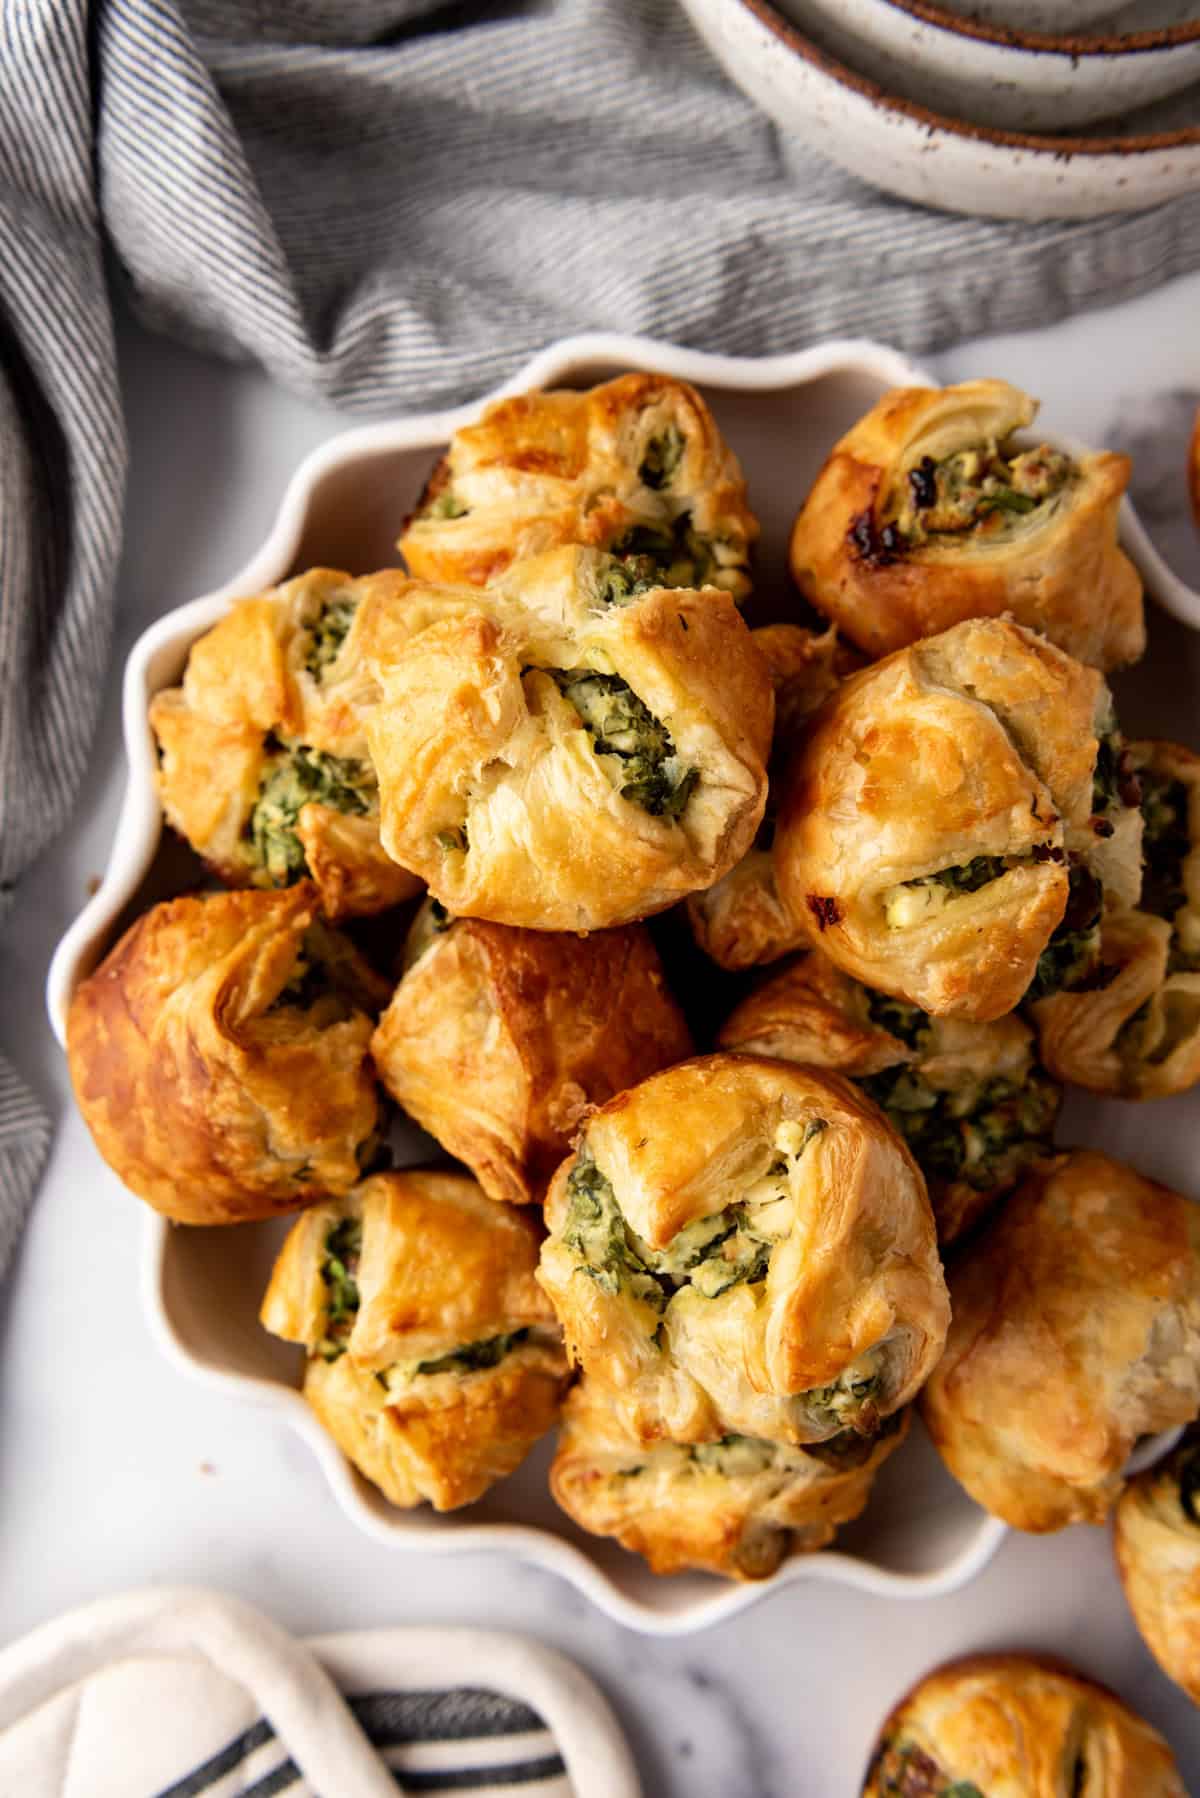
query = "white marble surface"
xmin=3 ymin=277 xmax=1200 ymax=1795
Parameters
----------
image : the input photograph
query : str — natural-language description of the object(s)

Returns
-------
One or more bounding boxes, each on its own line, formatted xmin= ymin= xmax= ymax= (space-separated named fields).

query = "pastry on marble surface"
xmin=1032 ymin=739 xmax=1200 ymax=1099
xmin=772 ymin=616 xmax=1143 ymax=1022
xmin=550 ymin=1376 xmax=908 ymax=1580
xmin=538 ymin=1054 xmax=948 ymax=1448
xmin=261 ymin=1170 xmax=568 ymax=1511
xmin=371 ymin=901 xmax=692 ymax=1206
xmin=790 ymin=378 xmax=1144 ymax=671
xmin=718 ymin=953 xmax=1060 ymax=1247
xmin=1115 ymin=1428 xmax=1200 ymax=1707
xmin=861 ymin=1653 xmax=1187 ymax=1797
xmin=67 ymin=885 xmax=388 ymax=1225
xmin=921 ymin=1150 xmax=1200 ymax=1533
xmin=398 ymin=371 xmax=757 ymax=601
xmin=363 ymin=546 xmax=773 ymax=931
xmin=149 ymin=568 xmax=422 ymax=919
xmin=686 ymin=622 xmax=861 ymax=973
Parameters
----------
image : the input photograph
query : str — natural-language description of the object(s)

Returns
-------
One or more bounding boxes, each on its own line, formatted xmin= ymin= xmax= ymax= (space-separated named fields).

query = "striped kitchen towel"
xmin=4 ymin=0 xmax=1200 ymax=1261
xmin=0 ymin=1588 xmax=640 ymax=1797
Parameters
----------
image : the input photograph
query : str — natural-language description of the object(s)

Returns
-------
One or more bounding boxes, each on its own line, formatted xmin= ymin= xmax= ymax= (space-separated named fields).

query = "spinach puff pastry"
xmin=862 ymin=1655 xmax=1187 ymax=1798
xmin=686 ymin=623 xmax=860 ymax=973
xmin=921 ymin=1150 xmax=1200 ymax=1532
xmin=790 ymin=378 xmax=1144 ymax=671
xmin=67 ymin=885 xmax=388 ymax=1224
xmin=719 ymin=954 xmax=1060 ymax=1247
xmin=1115 ymin=1428 xmax=1200 ymax=1706
xmin=1032 ymin=739 xmax=1200 ymax=1099
xmin=773 ymin=617 xmax=1143 ymax=1022
xmin=371 ymin=902 xmax=692 ymax=1206
xmin=399 ymin=372 xmax=757 ymax=601
xmin=550 ymin=1377 xmax=908 ymax=1580
xmin=260 ymin=1170 xmax=568 ymax=1511
xmin=364 ymin=547 xmax=773 ymax=931
xmin=537 ymin=1055 xmax=949 ymax=1447
xmin=149 ymin=568 xmax=421 ymax=918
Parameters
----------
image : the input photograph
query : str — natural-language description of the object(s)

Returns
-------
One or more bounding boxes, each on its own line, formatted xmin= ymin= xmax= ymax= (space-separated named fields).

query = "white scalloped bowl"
xmin=680 ymin=0 xmax=1200 ymax=220
xmin=45 ymin=334 xmax=1200 ymax=1635
xmin=777 ymin=0 xmax=1200 ymax=134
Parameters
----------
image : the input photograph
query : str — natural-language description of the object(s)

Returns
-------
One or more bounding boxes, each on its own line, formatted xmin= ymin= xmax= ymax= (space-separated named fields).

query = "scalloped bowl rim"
xmin=44 ymin=330 xmax=1199 ymax=1635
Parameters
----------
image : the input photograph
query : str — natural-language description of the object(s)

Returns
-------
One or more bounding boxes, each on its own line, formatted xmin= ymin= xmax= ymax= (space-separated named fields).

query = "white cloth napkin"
xmin=0 ymin=1587 xmax=641 ymax=1798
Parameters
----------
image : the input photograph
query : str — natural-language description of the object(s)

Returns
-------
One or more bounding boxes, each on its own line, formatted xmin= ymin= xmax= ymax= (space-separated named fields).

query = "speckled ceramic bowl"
xmin=951 ymin=0 xmax=1197 ymax=27
xmin=680 ymin=0 xmax=1200 ymax=218
xmin=779 ymin=0 xmax=1200 ymax=131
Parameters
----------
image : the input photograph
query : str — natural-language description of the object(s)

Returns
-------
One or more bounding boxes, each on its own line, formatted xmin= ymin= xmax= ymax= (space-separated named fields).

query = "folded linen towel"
xmin=0 ymin=1586 xmax=641 ymax=1796
xmin=4 ymin=0 xmax=1200 ymax=1265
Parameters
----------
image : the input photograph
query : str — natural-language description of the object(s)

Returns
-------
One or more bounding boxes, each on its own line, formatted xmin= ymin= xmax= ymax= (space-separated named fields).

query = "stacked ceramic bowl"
xmin=679 ymin=0 xmax=1200 ymax=218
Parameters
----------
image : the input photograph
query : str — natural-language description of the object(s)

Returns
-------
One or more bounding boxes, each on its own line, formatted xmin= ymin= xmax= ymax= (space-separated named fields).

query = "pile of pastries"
xmin=68 ymin=373 xmax=1200 ymax=1770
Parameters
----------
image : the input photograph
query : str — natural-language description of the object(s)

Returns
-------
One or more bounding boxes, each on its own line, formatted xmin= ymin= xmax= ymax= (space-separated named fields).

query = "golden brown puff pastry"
xmin=1115 ymin=1428 xmax=1200 ymax=1706
xmin=861 ymin=1654 xmax=1188 ymax=1798
xmin=370 ymin=902 xmax=693 ymax=1206
xmin=363 ymin=546 xmax=773 ymax=932
xmin=790 ymin=378 xmax=1144 ymax=671
xmin=149 ymin=568 xmax=423 ymax=919
xmin=921 ymin=1150 xmax=1200 ymax=1533
xmin=1032 ymin=740 xmax=1200 ymax=1099
xmin=719 ymin=954 xmax=1060 ymax=1248
xmin=686 ymin=624 xmax=862 ymax=973
xmin=1191 ymin=403 xmax=1200 ymax=529
xmin=66 ymin=885 xmax=389 ymax=1225
xmin=550 ymin=1376 xmax=909 ymax=1580
xmin=260 ymin=1170 xmax=568 ymax=1511
xmin=538 ymin=1055 xmax=948 ymax=1447
xmin=773 ymin=617 xmax=1144 ymax=1023
xmin=397 ymin=372 xmax=757 ymax=601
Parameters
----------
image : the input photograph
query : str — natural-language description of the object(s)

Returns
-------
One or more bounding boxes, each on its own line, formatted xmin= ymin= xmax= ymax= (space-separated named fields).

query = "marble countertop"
xmin=3 ymin=277 xmax=1199 ymax=1796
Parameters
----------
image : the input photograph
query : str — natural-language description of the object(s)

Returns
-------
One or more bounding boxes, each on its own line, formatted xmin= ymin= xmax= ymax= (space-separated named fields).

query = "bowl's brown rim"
xmin=878 ymin=0 xmax=1200 ymax=57
xmin=736 ymin=0 xmax=1200 ymax=152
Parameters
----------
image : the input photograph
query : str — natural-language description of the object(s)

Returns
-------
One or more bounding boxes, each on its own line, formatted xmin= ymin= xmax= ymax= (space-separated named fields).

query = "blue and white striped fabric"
xmin=155 ymin=1690 xmax=571 ymax=1796
xmin=0 ymin=1591 xmax=638 ymax=1796
xmin=3 ymin=0 xmax=1200 ymax=1259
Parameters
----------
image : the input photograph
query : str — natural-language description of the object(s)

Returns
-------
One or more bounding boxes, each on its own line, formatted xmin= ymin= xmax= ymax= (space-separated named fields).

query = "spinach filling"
xmin=805 ymin=1407 xmax=904 ymax=1470
xmin=609 ymin=511 xmax=717 ymax=590
xmin=865 ymin=989 xmax=932 ymax=1051
xmin=550 ymin=668 xmax=697 ymax=819
xmin=248 ymin=741 xmax=375 ymax=885
xmin=873 ymin=1737 xmax=985 ymax=1798
xmin=1092 ymin=729 xmax=1140 ymax=818
xmin=415 ymin=1329 xmax=530 ymax=1378
xmin=594 ymin=557 xmax=662 ymax=608
xmin=861 ymin=1064 xmax=1058 ymax=1193
xmin=562 ymin=1128 xmax=827 ymax=1315
xmin=907 ymin=856 xmax=1009 ymax=898
xmin=895 ymin=439 xmax=1073 ymax=548
xmin=317 ymin=1217 xmax=362 ymax=1362
xmin=269 ymin=923 xmax=382 ymax=1024
xmin=639 ymin=425 xmax=685 ymax=492
xmin=303 ymin=595 xmax=358 ymax=680
xmin=427 ymin=491 xmax=468 ymax=519
xmin=685 ymin=1435 xmax=778 ymax=1477
xmin=562 ymin=1153 xmax=673 ymax=1312
xmin=1026 ymin=865 xmax=1103 ymax=1000
xmin=804 ymin=1356 xmax=884 ymax=1433
xmin=1140 ymin=772 xmax=1198 ymax=971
